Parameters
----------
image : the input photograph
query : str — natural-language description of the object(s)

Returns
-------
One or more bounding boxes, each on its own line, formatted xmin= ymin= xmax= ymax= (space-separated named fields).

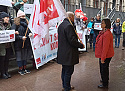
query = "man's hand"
xmin=83 ymin=44 xmax=85 ymax=48
xmin=22 ymin=36 xmax=27 ymax=41
xmin=29 ymin=33 xmax=33 ymax=37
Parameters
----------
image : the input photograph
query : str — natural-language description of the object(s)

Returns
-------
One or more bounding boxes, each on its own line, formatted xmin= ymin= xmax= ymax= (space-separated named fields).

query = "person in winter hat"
xmin=0 ymin=12 xmax=10 ymax=19
xmin=11 ymin=10 xmax=33 ymax=75
xmin=11 ymin=0 xmax=30 ymax=20
xmin=113 ymin=18 xmax=122 ymax=48
xmin=0 ymin=12 xmax=12 ymax=79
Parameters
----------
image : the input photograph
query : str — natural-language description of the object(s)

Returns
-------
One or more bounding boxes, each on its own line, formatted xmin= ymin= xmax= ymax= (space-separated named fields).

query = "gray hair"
xmin=67 ymin=11 xmax=74 ymax=18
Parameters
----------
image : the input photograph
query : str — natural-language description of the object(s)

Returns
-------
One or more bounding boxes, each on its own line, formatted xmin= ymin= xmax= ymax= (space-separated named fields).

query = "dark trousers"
xmin=93 ymin=33 xmax=98 ymax=51
xmin=61 ymin=65 xmax=74 ymax=91
xmin=85 ymin=35 xmax=89 ymax=51
xmin=0 ymin=48 xmax=11 ymax=74
xmin=89 ymin=34 xmax=93 ymax=48
xmin=99 ymin=58 xmax=112 ymax=86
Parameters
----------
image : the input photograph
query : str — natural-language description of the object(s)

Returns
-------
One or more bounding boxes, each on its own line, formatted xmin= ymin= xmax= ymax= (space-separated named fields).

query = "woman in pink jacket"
xmin=95 ymin=18 xmax=114 ymax=89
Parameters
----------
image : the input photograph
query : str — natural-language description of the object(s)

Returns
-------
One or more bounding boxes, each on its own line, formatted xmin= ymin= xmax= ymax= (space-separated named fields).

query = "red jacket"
xmin=95 ymin=29 xmax=114 ymax=61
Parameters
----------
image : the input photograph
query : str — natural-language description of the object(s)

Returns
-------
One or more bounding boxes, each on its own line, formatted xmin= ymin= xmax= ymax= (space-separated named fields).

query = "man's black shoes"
xmin=98 ymin=85 xmax=108 ymax=89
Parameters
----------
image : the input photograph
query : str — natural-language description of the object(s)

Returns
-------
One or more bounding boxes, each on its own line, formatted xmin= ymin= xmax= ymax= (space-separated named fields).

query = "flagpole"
xmin=22 ymin=27 xmax=28 ymax=48
xmin=68 ymin=17 xmax=84 ymax=46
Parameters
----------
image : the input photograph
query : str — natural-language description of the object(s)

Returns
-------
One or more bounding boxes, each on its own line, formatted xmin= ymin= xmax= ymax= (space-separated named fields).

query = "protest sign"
xmin=76 ymin=26 xmax=86 ymax=51
xmin=0 ymin=0 xmax=12 ymax=7
xmin=24 ymin=4 xmax=33 ymax=14
xmin=0 ymin=30 xmax=15 ymax=44
xmin=94 ymin=23 xmax=102 ymax=30
xmin=30 ymin=27 xmax=58 ymax=69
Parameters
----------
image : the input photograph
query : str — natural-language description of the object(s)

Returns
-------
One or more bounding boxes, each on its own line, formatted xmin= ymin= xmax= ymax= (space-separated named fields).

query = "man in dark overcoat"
xmin=57 ymin=11 xmax=84 ymax=91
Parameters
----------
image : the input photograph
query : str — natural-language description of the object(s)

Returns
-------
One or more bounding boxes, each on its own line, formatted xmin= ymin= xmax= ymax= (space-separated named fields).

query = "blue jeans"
xmin=17 ymin=60 xmax=27 ymax=67
xmin=115 ymin=35 xmax=120 ymax=47
xmin=61 ymin=65 xmax=74 ymax=91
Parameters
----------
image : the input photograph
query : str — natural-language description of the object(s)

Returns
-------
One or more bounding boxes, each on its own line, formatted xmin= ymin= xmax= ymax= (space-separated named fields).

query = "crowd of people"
xmin=0 ymin=0 xmax=32 ymax=78
xmin=0 ymin=0 xmax=125 ymax=91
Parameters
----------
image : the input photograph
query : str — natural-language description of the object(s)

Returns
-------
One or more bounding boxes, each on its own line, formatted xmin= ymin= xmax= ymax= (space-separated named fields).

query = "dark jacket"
xmin=0 ymin=19 xmax=11 ymax=56
xmin=113 ymin=23 xmax=122 ymax=35
xmin=11 ymin=18 xmax=31 ymax=50
xmin=57 ymin=18 xmax=83 ymax=65
xmin=92 ymin=18 xmax=101 ymax=35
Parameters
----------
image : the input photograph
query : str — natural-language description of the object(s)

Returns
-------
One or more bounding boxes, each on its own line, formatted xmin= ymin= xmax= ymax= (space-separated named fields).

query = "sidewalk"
xmin=0 ymin=39 xmax=125 ymax=91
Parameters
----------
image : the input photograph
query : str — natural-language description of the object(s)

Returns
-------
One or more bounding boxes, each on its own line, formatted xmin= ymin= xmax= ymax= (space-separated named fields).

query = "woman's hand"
xmin=15 ymin=31 xmax=19 ymax=34
xmin=20 ymin=2 xmax=24 ymax=5
xmin=101 ymin=60 xmax=105 ymax=64
xmin=11 ymin=2 xmax=15 ymax=5
xmin=22 ymin=36 xmax=27 ymax=41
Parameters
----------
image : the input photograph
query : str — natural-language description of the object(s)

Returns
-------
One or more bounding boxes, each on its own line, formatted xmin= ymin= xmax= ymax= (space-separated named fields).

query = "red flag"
xmin=40 ymin=0 xmax=59 ymax=24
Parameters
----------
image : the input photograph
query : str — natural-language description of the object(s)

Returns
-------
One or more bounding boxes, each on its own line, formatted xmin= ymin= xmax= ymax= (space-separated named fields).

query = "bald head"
xmin=67 ymin=11 xmax=74 ymax=22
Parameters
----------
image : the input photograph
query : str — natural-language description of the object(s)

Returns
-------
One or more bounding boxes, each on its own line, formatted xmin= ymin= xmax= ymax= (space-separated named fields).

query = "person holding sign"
xmin=11 ymin=0 xmax=30 ymax=20
xmin=11 ymin=10 xmax=32 ymax=75
xmin=113 ymin=18 xmax=122 ymax=48
xmin=87 ymin=17 xmax=94 ymax=49
xmin=57 ymin=12 xmax=85 ymax=91
xmin=95 ymin=18 xmax=114 ymax=89
xmin=92 ymin=14 xmax=101 ymax=51
xmin=0 ymin=12 xmax=12 ymax=79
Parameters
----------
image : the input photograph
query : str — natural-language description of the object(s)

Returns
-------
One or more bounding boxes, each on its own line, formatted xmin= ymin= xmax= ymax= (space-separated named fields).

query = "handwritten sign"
xmin=0 ymin=30 xmax=15 ymax=44
xmin=0 ymin=0 xmax=12 ymax=7
xmin=24 ymin=4 xmax=33 ymax=14
xmin=94 ymin=23 xmax=102 ymax=30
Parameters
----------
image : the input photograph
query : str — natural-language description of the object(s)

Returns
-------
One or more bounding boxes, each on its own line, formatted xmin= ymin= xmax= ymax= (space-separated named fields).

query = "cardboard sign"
xmin=24 ymin=4 xmax=33 ymax=14
xmin=0 ymin=30 xmax=15 ymax=44
xmin=0 ymin=0 xmax=12 ymax=7
xmin=94 ymin=23 xmax=102 ymax=30
xmin=76 ymin=26 xmax=86 ymax=51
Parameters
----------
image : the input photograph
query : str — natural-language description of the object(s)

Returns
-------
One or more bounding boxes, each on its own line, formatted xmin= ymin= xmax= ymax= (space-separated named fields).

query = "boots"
xmin=1 ymin=73 xmax=8 ymax=79
xmin=5 ymin=72 xmax=11 ymax=78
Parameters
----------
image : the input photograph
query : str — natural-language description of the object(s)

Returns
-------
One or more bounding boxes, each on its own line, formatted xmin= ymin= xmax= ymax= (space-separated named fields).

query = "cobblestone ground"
xmin=0 ymin=39 xmax=125 ymax=91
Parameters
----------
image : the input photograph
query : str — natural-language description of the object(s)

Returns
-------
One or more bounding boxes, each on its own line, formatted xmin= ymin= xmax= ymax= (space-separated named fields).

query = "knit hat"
xmin=83 ymin=17 xmax=88 ymax=21
xmin=17 ymin=10 xmax=25 ymax=17
xmin=0 ymin=12 xmax=9 ymax=19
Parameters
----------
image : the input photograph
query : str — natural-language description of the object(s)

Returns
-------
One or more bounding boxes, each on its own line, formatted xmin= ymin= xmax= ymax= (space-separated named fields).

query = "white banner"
xmin=94 ymin=23 xmax=102 ymax=30
xmin=30 ymin=27 xmax=58 ymax=69
xmin=76 ymin=26 xmax=86 ymax=51
xmin=0 ymin=0 xmax=12 ymax=7
xmin=24 ymin=4 xmax=33 ymax=14
xmin=0 ymin=30 xmax=15 ymax=44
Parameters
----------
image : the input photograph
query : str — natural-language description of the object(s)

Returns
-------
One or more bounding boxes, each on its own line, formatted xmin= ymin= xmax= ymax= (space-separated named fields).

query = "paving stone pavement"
xmin=0 ymin=39 xmax=125 ymax=91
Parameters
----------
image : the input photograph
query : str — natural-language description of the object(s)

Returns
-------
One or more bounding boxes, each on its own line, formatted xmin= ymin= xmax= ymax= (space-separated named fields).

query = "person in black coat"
xmin=92 ymin=14 xmax=101 ymax=51
xmin=57 ymin=11 xmax=84 ymax=91
xmin=11 ymin=10 xmax=32 ymax=75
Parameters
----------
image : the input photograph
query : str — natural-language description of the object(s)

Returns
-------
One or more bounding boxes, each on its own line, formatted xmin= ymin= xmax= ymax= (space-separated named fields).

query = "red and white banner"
xmin=30 ymin=27 xmax=58 ymax=69
xmin=28 ymin=0 xmax=66 ymax=69
xmin=0 ymin=30 xmax=15 ymax=44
